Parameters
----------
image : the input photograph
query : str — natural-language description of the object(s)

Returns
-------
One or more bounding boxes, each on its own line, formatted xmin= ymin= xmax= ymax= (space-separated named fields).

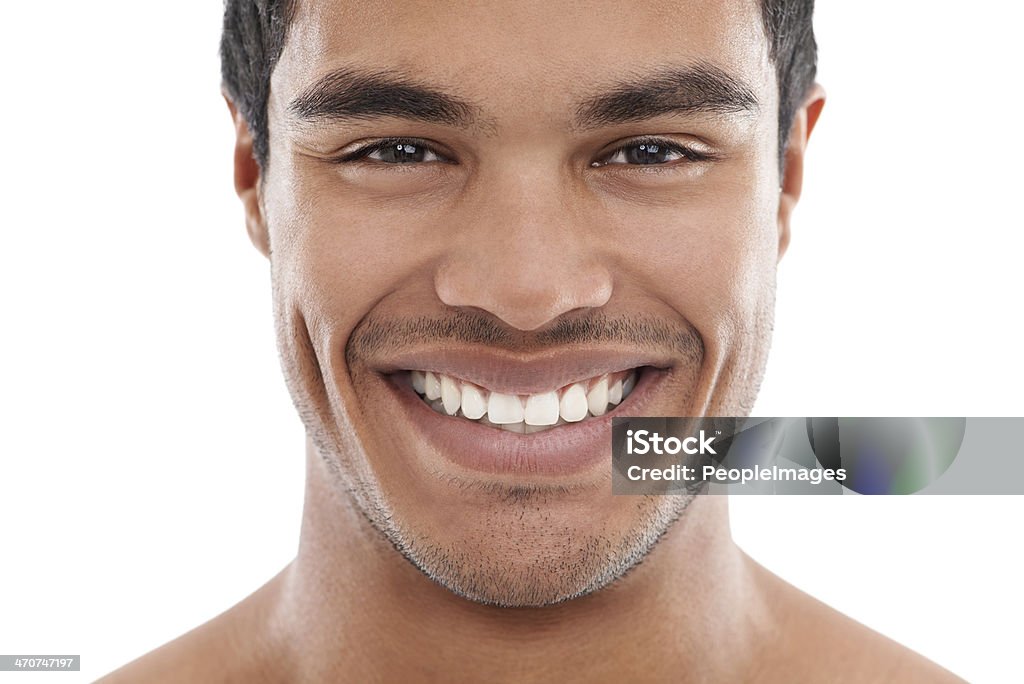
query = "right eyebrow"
xmin=573 ymin=61 xmax=760 ymax=130
xmin=287 ymin=67 xmax=480 ymax=128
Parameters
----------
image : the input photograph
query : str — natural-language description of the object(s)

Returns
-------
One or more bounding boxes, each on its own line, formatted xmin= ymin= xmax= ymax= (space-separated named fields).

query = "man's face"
xmin=258 ymin=0 xmax=782 ymax=605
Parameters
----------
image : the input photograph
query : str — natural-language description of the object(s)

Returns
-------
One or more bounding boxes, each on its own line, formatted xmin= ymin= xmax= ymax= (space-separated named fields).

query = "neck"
xmin=271 ymin=440 xmax=763 ymax=683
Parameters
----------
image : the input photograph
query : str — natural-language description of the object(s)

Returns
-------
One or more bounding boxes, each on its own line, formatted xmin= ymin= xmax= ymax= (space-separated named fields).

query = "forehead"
xmin=273 ymin=0 xmax=774 ymax=117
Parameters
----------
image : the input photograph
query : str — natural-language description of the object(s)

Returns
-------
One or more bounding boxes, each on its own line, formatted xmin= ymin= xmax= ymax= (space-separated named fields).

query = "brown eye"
xmin=370 ymin=142 xmax=436 ymax=163
xmin=593 ymin=139 xmax=711 ymax=167
xmin=621 ymin=142 xmax=674 ymax=164
xmin=343 ymin=139 xmax=450 ymax=164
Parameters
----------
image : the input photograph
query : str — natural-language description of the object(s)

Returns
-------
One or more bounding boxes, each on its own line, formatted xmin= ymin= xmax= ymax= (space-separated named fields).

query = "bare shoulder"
xmin=748 ymin=558 xmax=966 ymax=683
xmin=97 ymin=570 xmax=290 ymax=684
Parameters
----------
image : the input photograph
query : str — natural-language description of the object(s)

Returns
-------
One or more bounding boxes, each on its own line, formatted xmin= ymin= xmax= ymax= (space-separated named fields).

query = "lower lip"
xmin=383 ymin=368 xmax=665 ymax=478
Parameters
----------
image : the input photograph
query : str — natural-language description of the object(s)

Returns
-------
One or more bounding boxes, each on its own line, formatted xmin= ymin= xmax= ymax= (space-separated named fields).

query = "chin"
xmin=370 ymin=483 xmax=694 ymax=607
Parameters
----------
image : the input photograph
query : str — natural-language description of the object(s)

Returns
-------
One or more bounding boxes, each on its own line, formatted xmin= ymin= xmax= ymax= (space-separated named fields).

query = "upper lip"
xmin=371 ymin=345 xmax=673 ymax=395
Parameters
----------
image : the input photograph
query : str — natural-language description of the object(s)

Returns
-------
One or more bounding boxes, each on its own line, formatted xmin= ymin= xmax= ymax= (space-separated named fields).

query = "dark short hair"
xmin=221 ymin=0 xmax=816 ymax=171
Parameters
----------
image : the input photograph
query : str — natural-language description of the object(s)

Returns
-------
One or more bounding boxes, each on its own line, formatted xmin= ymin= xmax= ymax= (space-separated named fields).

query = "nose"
xmin=434 ymin=174 xmax=613 ymax=331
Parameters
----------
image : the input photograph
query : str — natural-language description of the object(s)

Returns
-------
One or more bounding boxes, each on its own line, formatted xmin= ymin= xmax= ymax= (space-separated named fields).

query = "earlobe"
xmin=777 ymin=84 xmax=826 ymax=262
xmin=225 ymin=95 xmax=271 ymax=258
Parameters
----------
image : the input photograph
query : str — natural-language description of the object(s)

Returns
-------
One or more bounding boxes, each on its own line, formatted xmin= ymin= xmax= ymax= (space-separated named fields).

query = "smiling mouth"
xmin=408 ymin=368 xmax=639 ymax=434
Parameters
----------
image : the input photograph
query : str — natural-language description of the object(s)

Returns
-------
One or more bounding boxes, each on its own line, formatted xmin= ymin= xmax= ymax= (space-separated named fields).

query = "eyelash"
xmin=592 ymin=137 xmax=716 ymax=167
xmin=332 ymin=136 xmax=715 ymax=167
xmin=333 ymin=137 xmax=451 ymax=164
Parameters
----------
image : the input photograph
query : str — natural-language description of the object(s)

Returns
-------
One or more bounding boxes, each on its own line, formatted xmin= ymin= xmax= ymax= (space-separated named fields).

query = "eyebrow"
xmin=288 ymin=68 xmax=479 ymax=128
xmin=573 ymin=62 xmax=759 ymax=130
xmin=287 ymin=61 xmax=759 ymax=132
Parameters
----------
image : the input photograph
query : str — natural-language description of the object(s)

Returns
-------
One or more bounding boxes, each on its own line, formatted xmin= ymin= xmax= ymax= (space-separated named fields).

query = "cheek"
xmin=264 ymin=168 xmax=444 ymax=333
xmin=600 ymin=177 xmax=779 ymax=344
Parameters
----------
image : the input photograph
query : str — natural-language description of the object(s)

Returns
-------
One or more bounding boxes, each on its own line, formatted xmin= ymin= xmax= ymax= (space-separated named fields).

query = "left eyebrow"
xmin=287 ymin=67 xmax=480 ymax=128
xmin=573 ymin=61 xmax=760 ymax=130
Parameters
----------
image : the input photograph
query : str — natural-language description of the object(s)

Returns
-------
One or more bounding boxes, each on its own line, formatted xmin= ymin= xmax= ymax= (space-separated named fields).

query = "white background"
xmin=1 ymin=2 xmax=1022 ymax=682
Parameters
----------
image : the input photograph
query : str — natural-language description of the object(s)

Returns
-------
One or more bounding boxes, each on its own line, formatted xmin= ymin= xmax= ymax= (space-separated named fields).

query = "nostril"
xmin=434 ymin=261 xmax=613 ymax=332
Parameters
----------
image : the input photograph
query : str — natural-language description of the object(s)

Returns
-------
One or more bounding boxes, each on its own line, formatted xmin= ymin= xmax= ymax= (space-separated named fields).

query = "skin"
xmin=102 ymin=1 xmax=964 ymax=681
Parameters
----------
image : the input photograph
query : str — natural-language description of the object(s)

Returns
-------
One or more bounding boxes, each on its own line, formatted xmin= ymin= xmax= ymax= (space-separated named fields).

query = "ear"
xmin=777 ymin=84 xmax=826 ymax=261
xmin=225 ymin=95 xmax=271 ymax=258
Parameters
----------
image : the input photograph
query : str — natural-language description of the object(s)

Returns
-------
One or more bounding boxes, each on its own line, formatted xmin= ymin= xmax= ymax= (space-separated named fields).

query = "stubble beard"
xmin=275 ymin=297 xmax=771 ymax=607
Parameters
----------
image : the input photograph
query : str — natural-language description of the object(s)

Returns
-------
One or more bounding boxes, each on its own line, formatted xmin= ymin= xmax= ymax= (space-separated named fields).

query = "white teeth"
xmin=609 ymin=378 xmax=623 ymax=405
xmin=460 ymin=383 xmax=487 ymax=420
xmin=622 ymin=372 xmax=636 ymax=399
xmin=487 ymin=391 xmax=525 ymax=424
xmin=440 ymin=375 xmax=461 ymax=416
xmin=587 ymin=376 xmax=609 ymax=417
xmin=559 ymin=383 xmax=589 ymax=422
xmin=524 ymin=391 xmax=559 ymax=426
xmin=411 ymin=370 xmax=426 ymax=394
xmin=411 ymin=369 xmax=639 ymax=431
xmin=424 ymin=371 xmax=442 ymax=401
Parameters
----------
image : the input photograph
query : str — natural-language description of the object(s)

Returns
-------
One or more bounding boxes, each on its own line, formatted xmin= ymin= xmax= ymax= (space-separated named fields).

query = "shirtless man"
xmin=103 ymin=1 xmax=963 ymax=681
